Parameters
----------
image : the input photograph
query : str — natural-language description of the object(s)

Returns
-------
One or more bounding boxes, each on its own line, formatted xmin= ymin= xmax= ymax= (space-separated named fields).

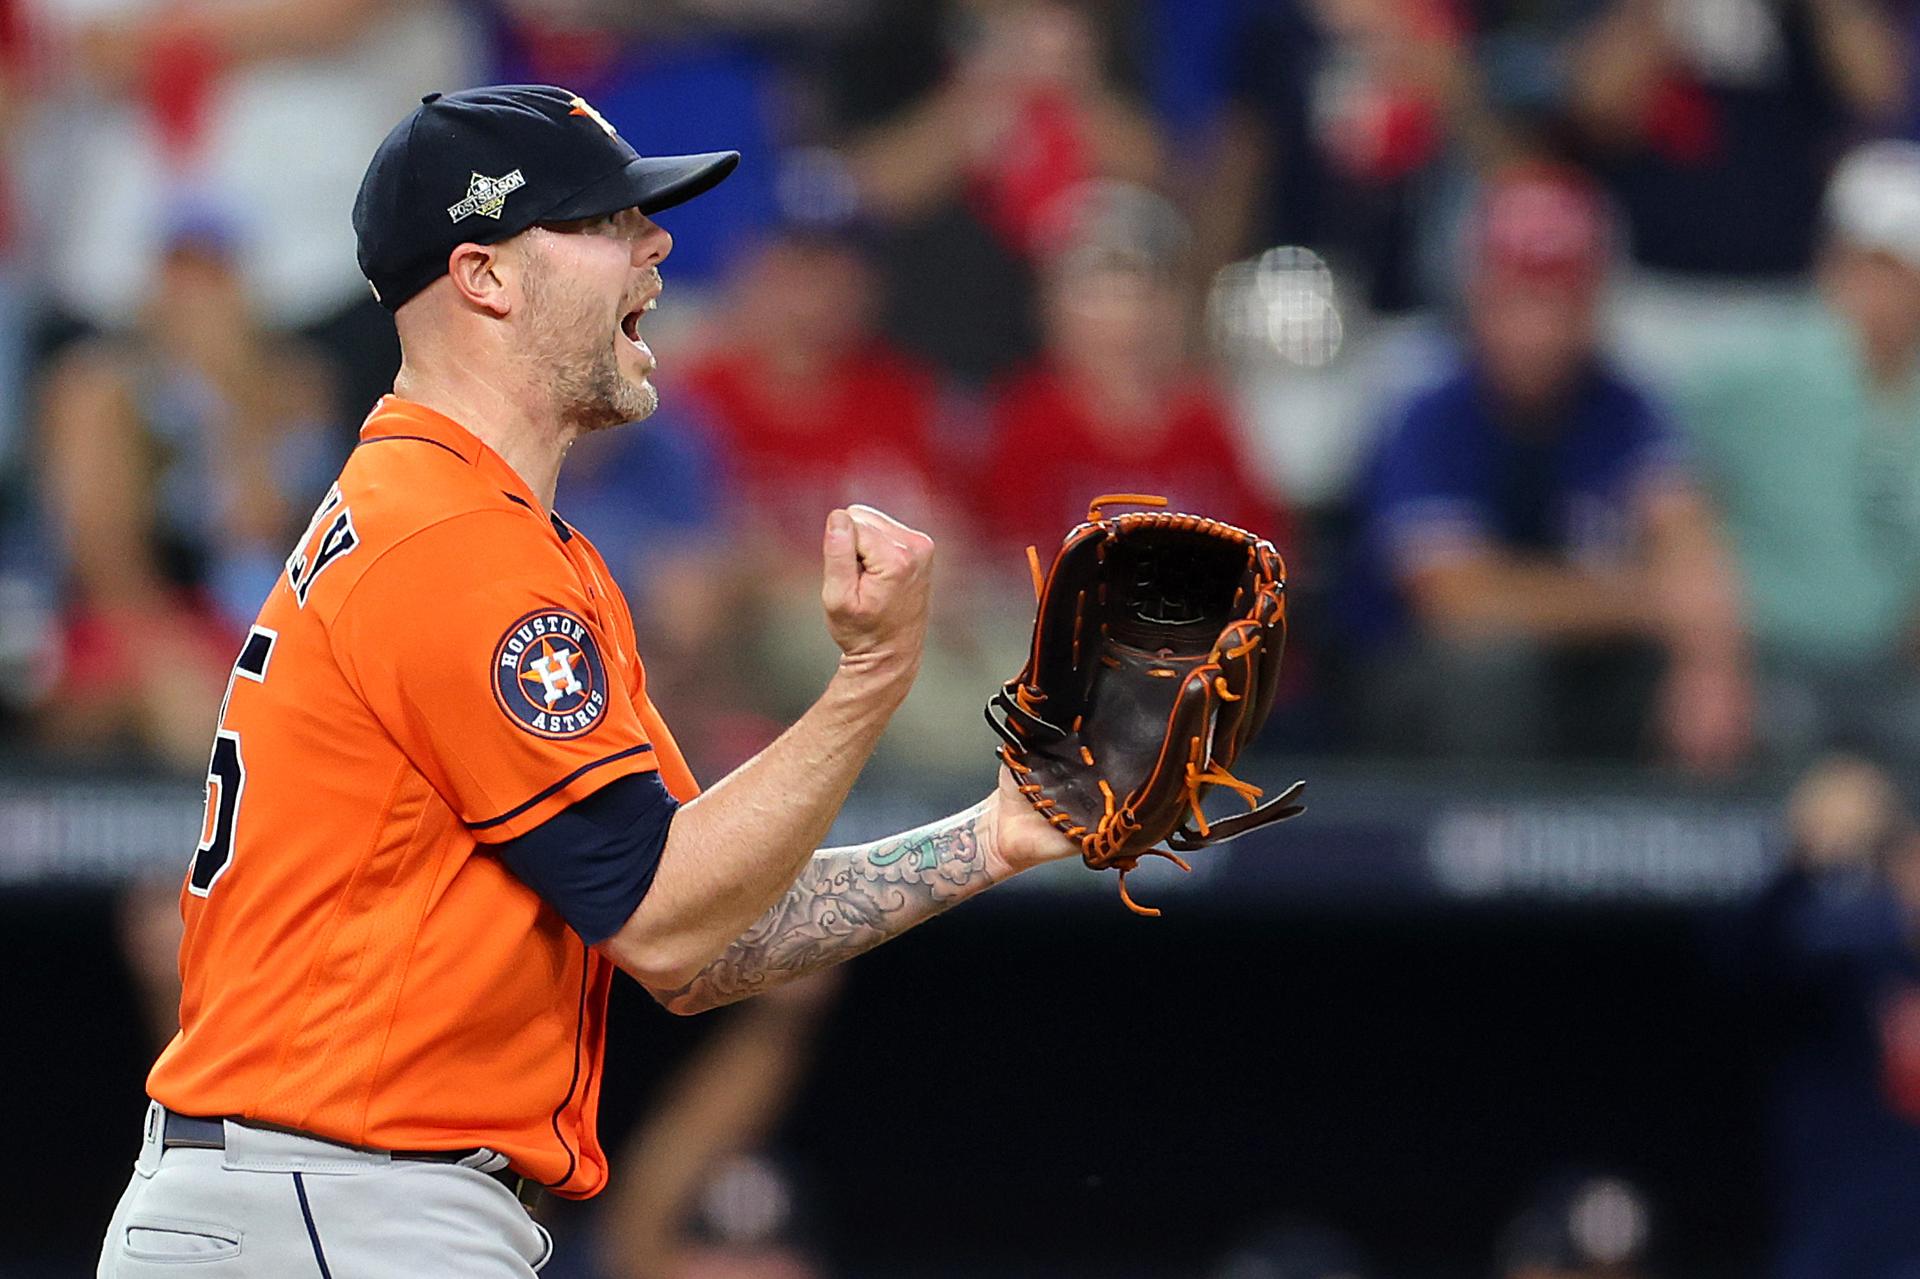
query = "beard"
xmin=522 ymin=265 xmax=658 ymax=434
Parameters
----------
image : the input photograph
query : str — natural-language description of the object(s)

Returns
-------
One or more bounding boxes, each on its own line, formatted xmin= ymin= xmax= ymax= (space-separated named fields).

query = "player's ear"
xmin=446 ymin=241 xmax=512 ymax=318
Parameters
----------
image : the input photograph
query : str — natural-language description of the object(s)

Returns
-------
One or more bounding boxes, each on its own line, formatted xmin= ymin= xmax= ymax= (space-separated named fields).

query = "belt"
xmin=159 ymin=1110 xmax=543 ymax=1212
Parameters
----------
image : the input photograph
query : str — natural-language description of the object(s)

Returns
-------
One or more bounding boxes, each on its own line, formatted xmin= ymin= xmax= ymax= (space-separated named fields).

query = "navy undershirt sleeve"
xmin=493 ymin=770 xmax=678 ymax=944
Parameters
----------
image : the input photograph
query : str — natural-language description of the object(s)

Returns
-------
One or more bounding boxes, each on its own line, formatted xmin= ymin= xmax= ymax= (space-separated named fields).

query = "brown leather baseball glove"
xmin=987 ymin=494 xmax=1306 ymax=915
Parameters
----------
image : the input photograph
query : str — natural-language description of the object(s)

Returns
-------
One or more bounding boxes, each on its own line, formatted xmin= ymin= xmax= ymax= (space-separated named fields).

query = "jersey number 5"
xmin=188 ymin=626 xmax=277 ymax=896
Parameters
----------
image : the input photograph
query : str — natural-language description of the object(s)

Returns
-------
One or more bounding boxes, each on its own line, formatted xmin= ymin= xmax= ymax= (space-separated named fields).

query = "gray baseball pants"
xmin=97 ymin=1102 xmax=553 ymax=1277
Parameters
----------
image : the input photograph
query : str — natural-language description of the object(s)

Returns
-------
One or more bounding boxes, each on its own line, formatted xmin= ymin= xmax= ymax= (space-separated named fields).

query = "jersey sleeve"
xmin=493 ymin=770 xmax=679 ymax=944
xmin=328 ymin=509 xmax=661 ymax=842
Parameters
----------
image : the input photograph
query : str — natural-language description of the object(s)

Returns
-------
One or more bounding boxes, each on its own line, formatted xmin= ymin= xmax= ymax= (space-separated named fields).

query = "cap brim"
xmin=541 ymin=151 xmax=740 ymax=223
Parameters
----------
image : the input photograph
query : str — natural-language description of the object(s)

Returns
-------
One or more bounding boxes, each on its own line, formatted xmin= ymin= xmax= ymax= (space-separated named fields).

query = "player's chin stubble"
xmin=524 ymin=271 xmax=657 ymax=434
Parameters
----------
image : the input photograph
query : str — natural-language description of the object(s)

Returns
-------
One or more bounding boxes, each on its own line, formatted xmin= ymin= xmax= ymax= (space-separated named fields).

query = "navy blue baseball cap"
xmin=353 ymin=84 xmax=739 ymax=310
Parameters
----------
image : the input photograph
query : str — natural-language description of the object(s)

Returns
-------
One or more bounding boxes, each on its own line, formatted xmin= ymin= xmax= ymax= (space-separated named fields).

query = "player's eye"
xmin=538 ymin=213 xmax=619 ymax=237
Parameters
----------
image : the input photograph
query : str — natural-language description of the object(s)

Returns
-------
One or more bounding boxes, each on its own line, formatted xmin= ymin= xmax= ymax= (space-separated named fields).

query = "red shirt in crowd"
xmin=680 ymin=344 xmax=945 ymax=544
xmin=976 ymin=364 xmax=1291 ymax=553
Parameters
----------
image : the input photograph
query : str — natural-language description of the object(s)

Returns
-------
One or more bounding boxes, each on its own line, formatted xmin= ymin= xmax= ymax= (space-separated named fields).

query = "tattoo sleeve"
xmin=658 ymin=800 xmax=998 ymax=1014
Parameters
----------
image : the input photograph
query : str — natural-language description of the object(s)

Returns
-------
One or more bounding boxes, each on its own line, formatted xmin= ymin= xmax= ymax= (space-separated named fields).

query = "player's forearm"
xmin=605 ymin=659 xmax=913 ymax=989
xmin=653 ymin=801 xmax=1001 ymax=1015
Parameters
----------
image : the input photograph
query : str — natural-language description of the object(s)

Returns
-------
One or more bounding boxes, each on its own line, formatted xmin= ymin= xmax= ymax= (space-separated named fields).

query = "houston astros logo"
xmin=493 ymin=609 xmax=608 ymax=738
xmin=449 ymin=170 xmax=526 ymax=223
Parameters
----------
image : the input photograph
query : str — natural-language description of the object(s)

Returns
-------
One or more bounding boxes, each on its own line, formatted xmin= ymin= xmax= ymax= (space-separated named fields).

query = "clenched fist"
xmin=820 ymin=505 xmax=934 ymax=690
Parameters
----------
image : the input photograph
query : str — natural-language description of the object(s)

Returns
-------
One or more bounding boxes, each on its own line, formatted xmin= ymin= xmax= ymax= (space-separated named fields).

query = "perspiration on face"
xmin=514 ymin=225 xmax=660 ymax=434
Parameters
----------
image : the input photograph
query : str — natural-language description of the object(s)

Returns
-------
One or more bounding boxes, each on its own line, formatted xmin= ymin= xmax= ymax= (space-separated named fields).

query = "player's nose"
xmin=632 ymin=215 xmax=671 ymax=268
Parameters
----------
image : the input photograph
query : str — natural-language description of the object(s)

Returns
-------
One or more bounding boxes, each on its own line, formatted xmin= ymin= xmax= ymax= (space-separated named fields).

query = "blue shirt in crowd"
xmin=487 ymin=25 xmax=780 ymax=286
xmin=1343 ymin=358 xmax=1687 ymax=648
xmin=556 ymin=406 xmax=725 ymax=604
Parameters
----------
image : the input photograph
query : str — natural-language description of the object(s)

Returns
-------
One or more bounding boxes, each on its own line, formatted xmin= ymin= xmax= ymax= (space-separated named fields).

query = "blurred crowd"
xmin=11 ymin=0 xmax=1920 ymax=1252
xmin=7 ymin=0 xmax=1920 ymax=790
xmin=23 ymin=3 xmax=1920 ymax=1275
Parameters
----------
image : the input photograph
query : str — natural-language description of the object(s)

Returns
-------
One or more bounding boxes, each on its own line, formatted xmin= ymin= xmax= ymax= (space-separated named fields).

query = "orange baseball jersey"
xmin=146 ymin=395 xmax=698 ymax=1198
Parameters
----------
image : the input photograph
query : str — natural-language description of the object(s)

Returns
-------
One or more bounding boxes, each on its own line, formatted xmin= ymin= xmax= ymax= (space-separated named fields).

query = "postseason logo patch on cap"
xmin=449 ymin=169 xmax=526 ymax=223
xmin=494 ymin=609 xmax=609 ymax=738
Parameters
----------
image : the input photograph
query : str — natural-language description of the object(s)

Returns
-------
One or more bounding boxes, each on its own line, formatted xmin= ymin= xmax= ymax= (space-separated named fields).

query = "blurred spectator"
xmin=1496 ymin=1171 xmax=1655 ymax=1279
xmin=19 ymin=0 xmax=479 ymax=418
xmin=1674 ymin=140 xmax=1920 ymax=772
xmin=848 ymin=0 xmax=1162 ymax=253
xmin=846 ymin=0 xmax=1166 ymax=382
xmin=589 ymin=975 xmax=840 ymax=1279
xmin=37 ymin=206 xmax=340 ymax=768
xmin=977 ymin=180 xmax=1290 ymax=552
xmin=1569 ymin=0 xmax=1906 ymax=280
xmin=683 ymin=223 xmax=948 ymax=551
xmin=1211 ymin=1219 xmax=1373 ymax=1279
xmin=1193 ymin=0 xmax=1518 ymax=316
xmin=1740 ymin=755 xmax=1920 ymax=1277
xmin=1345 ymin=164 xmax=1751 ymax=771
xmin=675 ymin=219 xmax=1014 ymax=775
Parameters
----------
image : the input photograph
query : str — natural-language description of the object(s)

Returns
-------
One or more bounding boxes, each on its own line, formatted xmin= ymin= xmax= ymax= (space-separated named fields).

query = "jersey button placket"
xmin=565 ymin=544 xmax=624 ymax=671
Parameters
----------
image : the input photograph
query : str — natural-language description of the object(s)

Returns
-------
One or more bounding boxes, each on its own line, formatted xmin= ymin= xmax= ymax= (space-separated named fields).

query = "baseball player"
xmin=96 ymin=84 xmax=1080 ymax=1277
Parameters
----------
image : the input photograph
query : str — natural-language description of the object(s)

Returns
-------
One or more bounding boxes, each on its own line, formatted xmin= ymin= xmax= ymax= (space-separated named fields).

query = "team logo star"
xmin=522 ymin=639 xmax=584 ymax=707
xmin=567 ymin=94 xmax=616 ymax=137
xmin=448 ymin=169 xmax=526 ymax=223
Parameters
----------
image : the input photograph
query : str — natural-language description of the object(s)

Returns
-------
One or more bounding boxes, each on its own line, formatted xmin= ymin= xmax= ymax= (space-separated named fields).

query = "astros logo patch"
xmin=493 ymin=609 xmax=609 ymax=738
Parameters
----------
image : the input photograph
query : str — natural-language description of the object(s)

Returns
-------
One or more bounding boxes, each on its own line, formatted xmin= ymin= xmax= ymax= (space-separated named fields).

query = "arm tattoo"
xmin=659 ymin=801 xmax=997 ymax=1014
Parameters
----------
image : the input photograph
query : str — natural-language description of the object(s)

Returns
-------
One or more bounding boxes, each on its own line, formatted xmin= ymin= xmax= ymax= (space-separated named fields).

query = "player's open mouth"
xmin=619 ymin=295 xmax=657 ymax=352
